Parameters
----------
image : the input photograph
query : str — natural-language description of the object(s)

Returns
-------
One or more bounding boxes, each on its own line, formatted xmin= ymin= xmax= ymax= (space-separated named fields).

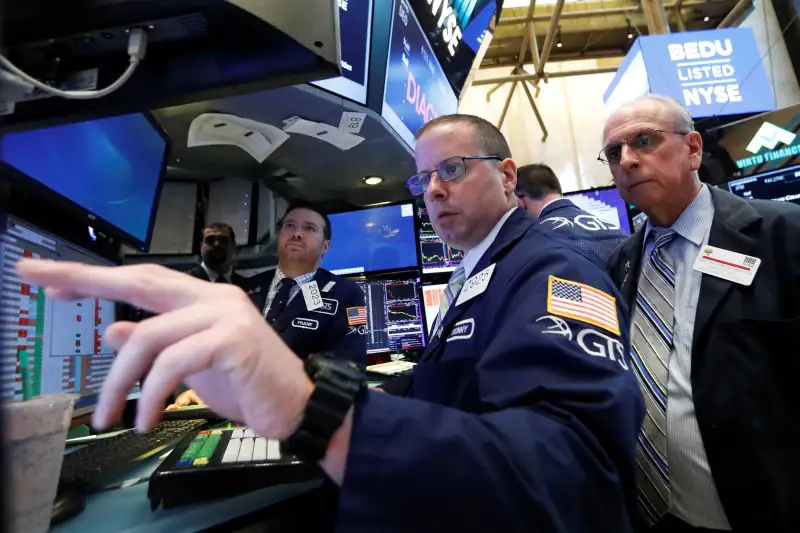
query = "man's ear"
xmin=321 ymin=240 xmax=331 ymax=256
xmin=501 ymin=158 xmax=518 ymax=197
xmin=686 ymin=131 xmax=704 ymax=172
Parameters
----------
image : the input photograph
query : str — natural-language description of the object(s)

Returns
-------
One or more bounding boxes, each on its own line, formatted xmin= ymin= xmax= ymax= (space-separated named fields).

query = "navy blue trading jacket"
xmin=247 ymin=268 xmax=367 ymax=368
xmin=337 ymin=208 xmax=644 ymax=533
xmin=536 ymin=198 xmax=629 ymax=265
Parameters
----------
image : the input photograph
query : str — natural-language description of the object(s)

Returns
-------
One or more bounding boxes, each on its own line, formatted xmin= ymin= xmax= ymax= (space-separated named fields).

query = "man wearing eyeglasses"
xmin=515 ymin=163 xmax=628 ymax=264
xmin=604 ymin=95 xmax=800 ymax=533
xmin=378 ymin=114 xmax=643 ymax=531
xmin=186 ymin=222 xmax=250 ymax=288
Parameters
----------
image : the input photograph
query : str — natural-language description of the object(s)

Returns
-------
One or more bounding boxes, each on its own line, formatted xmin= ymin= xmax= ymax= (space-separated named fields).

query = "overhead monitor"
xmin=421 ymin=283 xmax=446 ymax=334
xmin=407 ymin=0 xmax=496 ymax=94
xmin=418 ymin=206 xmax=464 ymax=274
xmin=562 ymin=186 xmax=632 ymax=234
xmin=0 ymin=215 xmax=139 ymax=417
xmin=727 ymin=164 xmax=800 ymax=204
xmin=355 ymin=278 xmax=425 ymax=354
xmin=321 ymin=203 xmax=420 ymax=275
xmin=381 ymin=0 xmax=459 ymax=148
xmin=311 ymin=0 xmax=373 ymax=104
xmin=0 ymin=112 xmax=170 ymax=251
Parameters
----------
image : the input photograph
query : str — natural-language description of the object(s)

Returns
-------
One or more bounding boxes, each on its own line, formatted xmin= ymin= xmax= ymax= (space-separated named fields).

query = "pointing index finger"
xmin=16 ymin=260 xmax=216 ymax=314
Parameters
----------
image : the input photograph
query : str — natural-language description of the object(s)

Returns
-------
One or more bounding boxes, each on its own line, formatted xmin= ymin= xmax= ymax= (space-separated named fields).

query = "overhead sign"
xmin=604 ymin=28 xmax=776 ymax=119
xmin=408 ymin=0 xmax=496 ymax=94
xmin=382 ymin=0 xmax=459 ymax=148
xmin=736 ymin=122 xmax=800 ymax=169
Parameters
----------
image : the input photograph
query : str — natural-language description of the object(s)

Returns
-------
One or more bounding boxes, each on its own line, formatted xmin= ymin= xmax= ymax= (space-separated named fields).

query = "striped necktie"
xmin=432 ymin=265 xmax=466 ymax=334
xmin=630 ymin=229 xmax=677 ymax=524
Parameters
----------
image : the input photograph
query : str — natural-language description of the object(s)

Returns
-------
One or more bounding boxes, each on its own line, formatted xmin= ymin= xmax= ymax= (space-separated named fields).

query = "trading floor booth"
xmin=0 ymin=0 xmax=498 ymax=531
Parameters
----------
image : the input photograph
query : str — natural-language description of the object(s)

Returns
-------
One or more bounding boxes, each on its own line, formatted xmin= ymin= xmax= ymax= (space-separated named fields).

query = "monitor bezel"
xmin=0 ymin=111 xmax=170 ymax=252
xmin=323 ymin=200 xmax=423 ymax=277
xmin=562 ymin=184 xmax=634 ymax=235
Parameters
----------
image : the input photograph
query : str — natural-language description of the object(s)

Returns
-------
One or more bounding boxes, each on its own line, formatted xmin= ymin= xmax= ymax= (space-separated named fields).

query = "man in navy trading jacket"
xmin=21 ymin=115 xmax=643 ymax=533
xmin=170 ymin=200 xmax=366 ymax=408
xmin=515 ymin=163 xmax=628 ymax=264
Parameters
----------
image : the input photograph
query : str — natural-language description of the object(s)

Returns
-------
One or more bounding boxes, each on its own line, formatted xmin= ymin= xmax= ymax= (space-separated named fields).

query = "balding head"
xmin=602 ymin=95 xmax=704 ymax=227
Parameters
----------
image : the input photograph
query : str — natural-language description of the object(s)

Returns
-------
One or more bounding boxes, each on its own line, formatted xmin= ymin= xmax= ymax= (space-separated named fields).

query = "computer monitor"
xmin=355 ymin=278 xmax=425 ymax=354
xmin=562 ymin=186 xmax=632 ymax=234
xmin=418 ymin=207 xmax=464 ymax=274
xmin=727 ymin=164 xmax=800 ymax=204
xmin=321 ymin=203 xmax=420 ymax=276
xmin=0 ymin=112 xmax=170 ymax=251
xmin=0 ymin=215 xmax=138 ymax=417
xmin=421 ymin=283 xmax=446 ymax=334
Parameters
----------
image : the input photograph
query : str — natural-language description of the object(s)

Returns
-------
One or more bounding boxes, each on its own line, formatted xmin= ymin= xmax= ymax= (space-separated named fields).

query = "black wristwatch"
xmin=283 ymin=352 xmax=366 ymax=462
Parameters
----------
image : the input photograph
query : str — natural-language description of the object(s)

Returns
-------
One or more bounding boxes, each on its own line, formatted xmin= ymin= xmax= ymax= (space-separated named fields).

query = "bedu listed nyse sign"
xmin=668 ymin=38 xmax=742 ymax=107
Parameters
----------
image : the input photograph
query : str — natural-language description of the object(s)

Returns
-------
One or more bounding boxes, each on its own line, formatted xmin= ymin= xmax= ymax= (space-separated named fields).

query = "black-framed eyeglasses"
xmin=598 ymin=129 xmax=690 ymax=165
xmin=406 ymin=155 xmax=502 ymax=196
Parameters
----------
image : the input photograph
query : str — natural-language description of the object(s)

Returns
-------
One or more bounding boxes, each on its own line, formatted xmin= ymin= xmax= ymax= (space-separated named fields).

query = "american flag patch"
xmin=347 ymin=306 xmax=367 ymax=326
xmin=547 ymin=276 xmax=619 ymax=335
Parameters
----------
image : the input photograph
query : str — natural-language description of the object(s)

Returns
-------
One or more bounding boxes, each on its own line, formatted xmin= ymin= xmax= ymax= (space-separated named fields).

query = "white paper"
xmin=301 ymin=281 xmax=324 ymax=311
xmin=456 ymin=264 xmax=496 ymax=306
xmin=339 ymin=112 xmax=367 ymax=135
xmin=187 ymin=113 xmax=289 ymax=163
xmin=283 ymin=117 xmax=364 ymax=150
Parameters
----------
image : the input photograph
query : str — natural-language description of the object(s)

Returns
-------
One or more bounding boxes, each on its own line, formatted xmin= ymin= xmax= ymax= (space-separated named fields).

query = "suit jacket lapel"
xmin=617 ymin=230 xmax=646 ymax=312
xmin=248 ymin=270 xmax=275 ymax=312
xmin=273 ymin=269 xmax=331 ymax=331
xmin=692 ymin=188 xmax=761 ymax=352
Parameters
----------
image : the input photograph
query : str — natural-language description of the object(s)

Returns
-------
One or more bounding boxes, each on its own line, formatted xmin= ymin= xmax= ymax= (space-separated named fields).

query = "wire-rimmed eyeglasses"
xmin=598 ymin=129 xmax=689 ymax=165
xmin=406 ymin=155 xmax=502 ymax=196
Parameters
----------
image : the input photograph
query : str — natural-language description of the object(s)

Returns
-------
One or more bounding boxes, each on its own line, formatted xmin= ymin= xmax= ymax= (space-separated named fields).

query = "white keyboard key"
xmin=267 ymin=439 xmax=281 ymax=460
xmin=221 ymin=438 xmax=241 ymax=464
xmin=237 ymin=438 xmax=254 ymax=462
xmin=231 ymin=429 xmax=244 ymax=439
xmin=243 ymin=428 xmax=255 ymax=439
xmin=253 ymin=437 xmax=267 ymax=461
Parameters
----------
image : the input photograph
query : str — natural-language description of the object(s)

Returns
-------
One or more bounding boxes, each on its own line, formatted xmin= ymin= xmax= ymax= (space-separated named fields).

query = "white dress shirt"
xmin=461 ymin=207 xmax=517 ymax=278
xmin=640 ymin=185 xmax=731 ymax=529
xmin=201 ymin=262 xmax=232 ymax=283
xmin=261 ymin=267 xmax=318 ymax=318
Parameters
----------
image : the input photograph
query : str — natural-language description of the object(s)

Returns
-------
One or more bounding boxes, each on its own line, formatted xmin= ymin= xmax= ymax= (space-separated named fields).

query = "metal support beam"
xmin=521 ymin=80 xmax=548 ymax=141
xmin=718 ymin=0 xmax=753 ymax=28
xmin=528 ymin=21 xmax=540 ymax=72
xmin=499 ymin=5 xmax=639 ymax=25
xmin=497 ymin=81 xmax=519 ymax=129
xmin=641 ymin=0 xmax=671 ymax=34
xmin=537 ymin=0 xmax=566 ymax=77
xmin=486 ymin=81 xmax=507 ymax=102
xmin=516 ymin=0 xmax=538 ymax=66
xmin=474 ymin=66 xmax=619 ymax=86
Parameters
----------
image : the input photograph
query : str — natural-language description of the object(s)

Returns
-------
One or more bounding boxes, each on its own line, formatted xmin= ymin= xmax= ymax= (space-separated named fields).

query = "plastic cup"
xmin=2 ymin=393 xmax=79 ymax=533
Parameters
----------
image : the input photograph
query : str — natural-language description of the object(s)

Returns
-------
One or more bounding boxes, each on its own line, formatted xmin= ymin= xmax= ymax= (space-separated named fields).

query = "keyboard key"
xmin=210 ymin=430 xmax=222 ymax=436
xmin=267 ymin=439 xmax=281 ymax=460
xmin=253 ymin=438 xmax=267 ymax=461
xmin=192 ymin=457 xmax=209 ymax=466
xmin=237 ymin=438 xmax=254 ymax=462
xmin=232 ymin=429 xmax=244 ymax=439
xmin=221 ymin=438 xmax=241 ymax=464
xmin=243 ymin=428 xmax=255 ymax=439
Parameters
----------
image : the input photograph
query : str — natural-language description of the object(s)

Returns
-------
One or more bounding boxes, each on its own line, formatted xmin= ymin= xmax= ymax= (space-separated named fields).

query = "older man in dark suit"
xmin=604 ymin=94 xmax=800 ymax=533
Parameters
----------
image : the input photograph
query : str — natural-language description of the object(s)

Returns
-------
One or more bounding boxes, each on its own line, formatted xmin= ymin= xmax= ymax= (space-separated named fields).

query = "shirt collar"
xmin=272 ymin=266 xmax=317 ymax=290
xmin=644 ymin=184 xmax=713 ymax=247
xmin=201 ymin=262 xmax=232 ymax=282
xmin=462 ymin=207 xmax=517 ymax=278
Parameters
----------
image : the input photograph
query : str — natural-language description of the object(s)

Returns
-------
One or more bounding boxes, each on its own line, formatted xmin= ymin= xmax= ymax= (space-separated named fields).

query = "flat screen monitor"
xmin=0 ymin=112 xmax=170 ymax=251
xmin=355 ymin=278 xmax=425 ymax=353
xmin=727 ymin=164 xmax=800 ymax=204
xmin=381 ymin=0 xmax=459 ymax=148
xmin=421 ymin=283 xmax=446 ymax=334
xmin=562 ymin=186 xmax=632 ymax=234
xmin=311 ymin=0 xmax=373 ymax=104
xmin=418 ymin=206 xmax=464 ymax=274
xmin=321 ymin=203 xmax=420 ymax=275
xmin=0 ymin=215 xmax=139 ymax=417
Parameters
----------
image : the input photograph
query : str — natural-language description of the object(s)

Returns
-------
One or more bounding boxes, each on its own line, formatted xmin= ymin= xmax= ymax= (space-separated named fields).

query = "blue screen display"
xmin=0 ymin=113 xmax=167 ymax=246
xmin=382 ymin=0 xmax=459 ymax=148
xmin=321 ymin=203 xmax=419 ymax=275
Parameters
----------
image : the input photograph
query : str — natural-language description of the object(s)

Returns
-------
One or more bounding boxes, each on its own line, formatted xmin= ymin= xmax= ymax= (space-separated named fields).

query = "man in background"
xmin=605 ymin=94 xmax=800 ymax=532
xmin=171 ymin=200 xmax=366 ymax=408
xmin=186 ymin=222 xmax=249 ymax=288
xmin=516 ymin=163 xmax=628 ymax=264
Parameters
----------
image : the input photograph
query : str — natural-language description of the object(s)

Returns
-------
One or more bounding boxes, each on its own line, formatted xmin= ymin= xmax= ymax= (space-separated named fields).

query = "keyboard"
xmin=161 ymin=404 xmax=225 ymax=422
xmin=148 ymin=427 xmax=320 ymax=509
xmin=366 ymin=360 xmax=416 ymax=377
xmin=60 ymin=419 xmax=209 ymax=489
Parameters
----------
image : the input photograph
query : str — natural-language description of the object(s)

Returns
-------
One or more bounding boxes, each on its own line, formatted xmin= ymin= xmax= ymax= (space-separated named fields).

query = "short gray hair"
xmin=626 ymin=94 xmax=695 ymax=133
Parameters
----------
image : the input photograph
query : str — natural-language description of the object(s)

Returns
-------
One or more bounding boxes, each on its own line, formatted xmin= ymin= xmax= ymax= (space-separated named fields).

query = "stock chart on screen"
xmin=418 ymin=207 xmax=464 ymax=274
xmin=355 ymin=279 xmax=425 ymax=353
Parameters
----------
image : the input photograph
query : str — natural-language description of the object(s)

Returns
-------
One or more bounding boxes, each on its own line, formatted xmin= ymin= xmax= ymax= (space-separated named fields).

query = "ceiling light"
xmin=628 ymin=32 xmax=634 ymax=39
xmin=556 ymin=26 xmax=563 ymax=49
xmin=363 ymin=176 xmax=384 ymax=185
xmin=556 ymin=41 xmax=562 ymax=48
xmin=704 ymin=16 xmax=710 ymax=21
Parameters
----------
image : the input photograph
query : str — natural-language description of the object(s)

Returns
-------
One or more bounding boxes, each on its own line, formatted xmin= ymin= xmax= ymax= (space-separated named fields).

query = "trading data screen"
xmin=728 ymin=165 xmax=800 ymax=204
xmin=421 ymin=284 xmax=446 ymax=334
xmin=563 ymin=187 xmax=632 ymax=234
xmin=356 ymin=279 xmax=425 ymax=354
xmin=418 ymin=207 xmax=464 ymax=274
xmin=0 ymin=217 xmax=124 ymax=412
